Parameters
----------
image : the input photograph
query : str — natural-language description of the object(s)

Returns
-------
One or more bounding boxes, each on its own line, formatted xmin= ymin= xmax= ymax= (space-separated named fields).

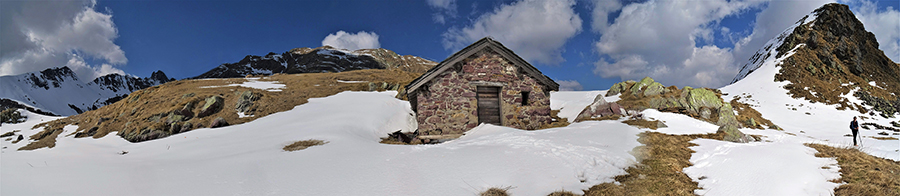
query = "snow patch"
xmin=200 ymin=78 xmax=286 ymax=92
xmin=640 ymin=109 xmax=719 ymax=135
xmin=336 ymin=80 xmax=368 ymax=84
xmin=684 ymin=138 xmax=840 ymax=196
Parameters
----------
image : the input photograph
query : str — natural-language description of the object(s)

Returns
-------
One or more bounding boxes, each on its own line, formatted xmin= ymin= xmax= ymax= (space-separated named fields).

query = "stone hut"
xmin=405 ymin=37 xmax=559 ymax=136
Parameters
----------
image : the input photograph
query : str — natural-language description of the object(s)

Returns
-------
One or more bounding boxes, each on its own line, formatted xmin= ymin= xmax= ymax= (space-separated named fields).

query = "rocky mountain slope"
xmin=193 ymin=46 xmax=436 ymax=79
xmin=731 ymin=3 xmax=900 ymax=118
xmin=720 ymin=3 xmax=899 ymax=155
xmin=0 ymin=67 xmax=173 ymax=116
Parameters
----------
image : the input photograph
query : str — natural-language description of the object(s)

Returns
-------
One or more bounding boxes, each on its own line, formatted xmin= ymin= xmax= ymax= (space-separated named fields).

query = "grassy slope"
xmin=23 ymin=69 xmax=423 ymax=150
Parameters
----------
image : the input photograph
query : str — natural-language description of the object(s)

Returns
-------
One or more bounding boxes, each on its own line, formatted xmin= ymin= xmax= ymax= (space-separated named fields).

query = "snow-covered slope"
xmin=1 ymin=89 xmax=884 ymax=196
xmin=730 ymin=12 xmax=818 ymax=84
xmin=1 ymin=91 xmax=643 ymax=195
xmin=0 ymin=67 xmax=173 ymax=116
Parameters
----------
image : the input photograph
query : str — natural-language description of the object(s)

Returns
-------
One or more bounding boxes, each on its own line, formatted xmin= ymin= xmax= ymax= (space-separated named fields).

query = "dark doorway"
xmin=476 ymin=86 xmax=501 ymax=125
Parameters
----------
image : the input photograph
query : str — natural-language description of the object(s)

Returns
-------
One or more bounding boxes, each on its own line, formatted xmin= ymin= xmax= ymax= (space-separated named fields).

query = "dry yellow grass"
xmin=583 ymin=132 xmax=726 ymax=196
xmin=730 ymin=97 xmax=779 ymax=129
xmin=806 ymin=143 xmax=900 ymax=196
xmin=18 ymin=128 xmax=63 ymax=150
xmin=868 ymin=136 xmax=899 ymax=140
xmin=481 ymin=187 xmax=511 ymax=196
xmin=283 ymin=139 xmax=327 ymax=151
xmin=547 ymin=190 xmax=578 ymax=196
xmin=25 ymin=69 xmax=424 ymax=150
xmin=538 ymin=109 xmax=571 ymax=129
xmin=622 ymin=118 xmax=662 ymax=130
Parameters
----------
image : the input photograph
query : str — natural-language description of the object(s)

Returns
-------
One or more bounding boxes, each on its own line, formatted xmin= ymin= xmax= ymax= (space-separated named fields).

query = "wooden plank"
xmin=477 ymin=94 xmax=499 ymax=98
xmin=476 ymin=86 xmax=501 ymax=125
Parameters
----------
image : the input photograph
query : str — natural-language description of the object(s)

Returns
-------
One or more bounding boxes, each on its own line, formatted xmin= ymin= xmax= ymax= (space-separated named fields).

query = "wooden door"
xmin=476 ymin=86 xmax=501 ymax=125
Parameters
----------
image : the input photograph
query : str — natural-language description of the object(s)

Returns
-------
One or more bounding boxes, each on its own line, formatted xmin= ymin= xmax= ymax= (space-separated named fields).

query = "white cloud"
xmin=321 ymin=31 xmax=381 ymax=51
xmin=442 ymin=0 xmax=582 ymax=65
xmin=0 ymin=0 xmax=127 ymax=81
xmin=426 ymin=0 xmax=458 ymax=24
xmin=593 ymin=0 xmax=764 ymax=88
xmin=590 ymin=0 xmax=623 ymax=33
xmin=844 ymin=0 xmax=900 ymax=62
xmin=557 ymin=80 xmax=584 ymax=91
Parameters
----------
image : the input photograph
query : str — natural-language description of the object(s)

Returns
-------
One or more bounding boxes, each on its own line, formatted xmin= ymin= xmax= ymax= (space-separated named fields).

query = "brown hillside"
xmin=24 ymin=69 xmax=423 ymax=150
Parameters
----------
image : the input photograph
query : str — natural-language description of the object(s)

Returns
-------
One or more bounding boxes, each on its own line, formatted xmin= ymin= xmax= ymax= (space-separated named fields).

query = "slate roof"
xmin=405 ymin=37 xmax=559 ymax=96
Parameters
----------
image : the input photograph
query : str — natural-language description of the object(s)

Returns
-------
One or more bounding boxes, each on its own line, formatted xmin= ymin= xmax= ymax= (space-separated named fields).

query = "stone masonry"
xmin=415 ymin=50 xmax=552 ymax=135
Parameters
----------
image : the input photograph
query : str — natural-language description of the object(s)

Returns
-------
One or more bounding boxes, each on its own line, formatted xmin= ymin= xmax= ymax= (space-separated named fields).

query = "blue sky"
xmin=1 ymin=0 xmax=898 ymax=90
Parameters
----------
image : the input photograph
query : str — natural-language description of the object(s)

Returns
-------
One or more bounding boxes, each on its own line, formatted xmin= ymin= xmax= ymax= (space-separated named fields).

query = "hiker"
xmin=850 ymin=117 xmax=859 ymax=146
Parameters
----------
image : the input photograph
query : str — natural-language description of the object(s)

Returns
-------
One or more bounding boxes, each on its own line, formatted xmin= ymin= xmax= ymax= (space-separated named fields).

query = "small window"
xmin=521 ymin=91 xmax=530 ymax=105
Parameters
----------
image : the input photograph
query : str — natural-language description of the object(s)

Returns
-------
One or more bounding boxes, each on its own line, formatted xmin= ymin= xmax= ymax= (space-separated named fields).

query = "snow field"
xmin=1 ymin=91 xmax=642 ymax=196
xmin=200 ymin=77 xmax=286 ymax=92
xmin=2 ymin=78 xmax=896 ymax=196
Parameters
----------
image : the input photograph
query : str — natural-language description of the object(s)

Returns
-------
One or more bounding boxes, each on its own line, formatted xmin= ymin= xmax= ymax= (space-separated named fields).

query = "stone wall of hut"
xmin=414 ymin=50 xmax=552 ymax=135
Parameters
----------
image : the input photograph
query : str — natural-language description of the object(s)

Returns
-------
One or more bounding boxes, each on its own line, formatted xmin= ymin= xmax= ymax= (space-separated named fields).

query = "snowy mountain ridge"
xmin=193 ymin=46 xmax=436 ymax=79
xmin=0 ymin=66 xmax=173 ymax=116
xmin=731 ymin=12 xmax=818 ymax=84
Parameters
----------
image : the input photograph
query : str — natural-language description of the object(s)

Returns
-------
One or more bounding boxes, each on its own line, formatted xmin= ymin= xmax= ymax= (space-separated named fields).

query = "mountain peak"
xmin=150 ymin=70 xmax=173 ymax=82
xmin=729 ymin=2 xmax=900 ymax=117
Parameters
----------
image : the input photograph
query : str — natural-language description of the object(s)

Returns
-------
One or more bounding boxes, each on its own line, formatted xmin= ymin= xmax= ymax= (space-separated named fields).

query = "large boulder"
xmin=575 ymin=94 xmax=625 ymax=121
xmin=685 ymin=88 xmax=722 ymax=114
xmin=630 ymin=77 xmax=656 ymax=96
xmin=198 ymin=96 xmax=224 ymax=118
xmin=716 ymin=103 xmax=740 ymax=127
xmin=718 ymin=125 xmax=755 ymax=143
xmin=606 ymin=80 xmax=634 ymax=97
xmin=234 ymin=91 xmax=259 ymax=114
xmin=643 ymin=82 xmax=668 ymax=96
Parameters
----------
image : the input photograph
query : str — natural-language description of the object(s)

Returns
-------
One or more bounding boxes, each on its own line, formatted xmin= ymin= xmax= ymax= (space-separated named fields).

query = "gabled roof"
xmin=405 ymin=37 xmax=559 ymax=94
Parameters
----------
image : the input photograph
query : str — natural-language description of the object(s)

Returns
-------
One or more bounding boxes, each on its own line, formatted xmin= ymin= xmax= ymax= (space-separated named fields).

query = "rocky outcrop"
xmin=1 ymin=108 xmax=26 ymax=124
xmin=587 ymin=77 xmax=756 ymax=143
xmin=234 ymin=91 xmax=259 ymax=114
xmin=193 ymin=46 xmax=437 ymax=79
xmin=574 ymin=94 xmax=624 ymax=121
xmin=198 ymin=96 xmax=224 ymax=118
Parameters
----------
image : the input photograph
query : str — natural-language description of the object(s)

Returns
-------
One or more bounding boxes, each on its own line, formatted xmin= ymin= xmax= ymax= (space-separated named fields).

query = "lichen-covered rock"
xmin=716 ymin=103 xmax=740 ymax=127
xmin=718 ymin=125 xmax=755 ymax=143
xmin=175 ymin=102 xmax=195 ymax=117
xmin=643 ymin=82 xmax=668 ymax=96
xmin=630 ymin=77 xmax=656 ymax=96
xmin=169 ymin=122 xmax=182 ymax=134
xmin=180 ymin=122 xmax=193 ymax=133
xmin=234 ymin=91 xmax=259 ymax=114
xmin=685 ymin=88 xmax=723 ymax=114
xmin=198 ymin=96 xmax=224 ymax=118
xmin=605 ymin=80 xmax=634 ymax=97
